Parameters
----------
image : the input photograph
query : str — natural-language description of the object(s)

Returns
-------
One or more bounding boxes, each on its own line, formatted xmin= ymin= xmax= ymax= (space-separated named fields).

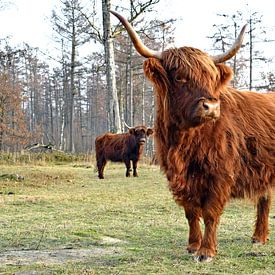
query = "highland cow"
xmin=111 ymin=10 xmax=275 ymax=262
xmin=95 ymin=125 xmax=153 ymax=179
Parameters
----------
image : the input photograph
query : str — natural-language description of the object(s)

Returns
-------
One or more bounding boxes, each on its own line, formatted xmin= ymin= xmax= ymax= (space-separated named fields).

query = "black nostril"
xmin=203 ymin=102 xmax=210 ymax=110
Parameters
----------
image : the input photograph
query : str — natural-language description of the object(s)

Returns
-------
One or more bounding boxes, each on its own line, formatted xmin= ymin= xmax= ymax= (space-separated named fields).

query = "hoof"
xmin=194 ymin=255 xmax=213 ymax=263
xmin=252 ymin=240 xmax=264 ymax=245
xmin=252 ymin=237 xmax=268 ymax=245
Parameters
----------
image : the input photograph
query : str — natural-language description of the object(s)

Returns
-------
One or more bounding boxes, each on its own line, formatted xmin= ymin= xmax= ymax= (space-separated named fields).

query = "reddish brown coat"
xmin=95 ymin=126 xmax=153 ymax=179
xmin=109 ymin=11 xmax=274 ymax=262
xmin=144 ymin=48 xmax=275 ymax=261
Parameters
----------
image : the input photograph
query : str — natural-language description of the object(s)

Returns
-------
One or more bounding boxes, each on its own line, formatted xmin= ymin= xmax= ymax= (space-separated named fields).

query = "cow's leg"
xmin=133 ymin=160 xmax=138 ymax=177
xmin=184 ymin=205 xmax=202 ymax=254
xmin=97 ymin=158 xmax=106 ymax=179
xmin=252 ymin=191 xmax=271 ymax=244
xmin=125 ymin=159 xmax=131 ymax=177
xmin=195 ymin=196 xmax=226 ymax=262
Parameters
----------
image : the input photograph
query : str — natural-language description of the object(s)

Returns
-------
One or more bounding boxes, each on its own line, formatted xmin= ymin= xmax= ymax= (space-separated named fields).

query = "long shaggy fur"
xmin=95 ymin=126 xmax=153 ymax=179
xmin=143 ymin=46 xmax=275 ymax=260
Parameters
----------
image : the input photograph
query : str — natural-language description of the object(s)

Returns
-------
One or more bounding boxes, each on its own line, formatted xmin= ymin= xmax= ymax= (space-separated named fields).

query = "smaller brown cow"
xmin=95 ymin=125 xmax=153 ymax=179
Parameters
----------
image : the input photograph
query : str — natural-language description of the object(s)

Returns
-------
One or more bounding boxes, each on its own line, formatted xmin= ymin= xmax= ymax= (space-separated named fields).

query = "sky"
xmin=163 ymin=1 xmax=274 ymax=47
xmin=0 ymin=0 xmax=274 ymax=63
xmin=0 ymin=0 xmax=55 ymax=49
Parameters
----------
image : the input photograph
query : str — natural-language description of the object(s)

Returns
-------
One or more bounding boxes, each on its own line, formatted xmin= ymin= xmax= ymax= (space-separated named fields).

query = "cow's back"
xmin=227 ymin=90 xmax=275 ymax=195
xmin=223 ymin=90 xmax=275 ymax=164
xmin=95 ymin=133 xmax=130 ymax=162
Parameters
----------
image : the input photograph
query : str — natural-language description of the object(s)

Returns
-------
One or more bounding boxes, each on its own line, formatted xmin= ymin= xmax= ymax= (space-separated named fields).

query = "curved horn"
xmin=124 ymin=121 xmax=132 ymax=129
xmin=110 ymin=10 xmax=162 ymax=59
xmin=211 ymin=24 xmax=247 ymax=64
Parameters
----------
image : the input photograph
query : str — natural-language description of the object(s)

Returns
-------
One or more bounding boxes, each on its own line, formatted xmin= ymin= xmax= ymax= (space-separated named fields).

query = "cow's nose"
xmin=202 ymin=101 xmax=220 ymax=118
xmin=139 ymin=138 xmax=146 ymax=144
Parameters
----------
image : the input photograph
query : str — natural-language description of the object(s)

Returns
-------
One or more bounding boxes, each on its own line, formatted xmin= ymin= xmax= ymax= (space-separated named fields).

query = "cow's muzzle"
xmin=197 ymin=98 xmax=220 ymax=120
xmin=202 ymin=100 xmax=220 ymax=119
xmin=139 ymin=138 xmax=146 ymax=144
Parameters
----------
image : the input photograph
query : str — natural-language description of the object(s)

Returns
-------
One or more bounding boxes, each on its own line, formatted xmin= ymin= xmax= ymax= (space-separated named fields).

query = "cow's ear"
xmin=147 ymin=128 xmax=154 ymax=136
xmin=129 ymin=128 xmax=135 ymax=135
xmin=216 ymin=63 xmax=233 ymax=87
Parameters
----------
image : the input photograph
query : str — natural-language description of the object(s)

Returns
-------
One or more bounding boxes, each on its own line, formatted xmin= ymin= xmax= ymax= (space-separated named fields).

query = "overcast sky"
xmin=164 ymin=0 xmax=274 ymax=45
xmin=0 ymin=0 xmax=54 ymax=49
xmin=0 ymin=0 xmax=274 ymax=61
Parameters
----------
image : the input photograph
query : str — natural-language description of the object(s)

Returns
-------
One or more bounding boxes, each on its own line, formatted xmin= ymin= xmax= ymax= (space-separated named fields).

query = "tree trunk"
xmin=125 ymin=42 xmax=134 ymax=126
xmin=69 ymin=7 xmax=76 ymax=152
xmin=249 ymin=17 xmax=253 ymax=90
xmin=102 ymin=0 xmax=121 ymax=133
xmin=142 ymin=76 xmax=145 ymax=125
xmin=232 ymin=22 xmax=237 ymax=88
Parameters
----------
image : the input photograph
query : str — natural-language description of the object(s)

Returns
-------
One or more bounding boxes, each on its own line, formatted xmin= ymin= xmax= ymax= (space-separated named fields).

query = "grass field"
xmin=0 ymin=161 xmax=274 ymax=274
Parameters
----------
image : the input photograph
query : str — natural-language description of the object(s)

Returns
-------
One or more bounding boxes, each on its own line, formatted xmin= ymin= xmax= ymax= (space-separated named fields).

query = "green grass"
xmin=0 ymin=162 xmax=274 ymax=274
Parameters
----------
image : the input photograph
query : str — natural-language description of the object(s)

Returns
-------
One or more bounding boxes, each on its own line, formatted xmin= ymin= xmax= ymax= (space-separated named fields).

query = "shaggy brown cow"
xmin=95 ymin=125 xmax=153 ymax=179
xmin=111 ymin=11 xmax=275 ymax=262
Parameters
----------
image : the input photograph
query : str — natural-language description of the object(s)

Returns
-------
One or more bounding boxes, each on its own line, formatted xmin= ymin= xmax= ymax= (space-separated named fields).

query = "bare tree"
xmin=52 ymin=0 xmax=91 ymax=151
xmin=79 ymin=0 xmax=166 ymax=133
xmin=208 ymin=12 xmax=247 ymax=88
xmin=209 ymin=10 xmax=271 ymax=90
xmin=102 ymin=0 xmax=121 ymax=133
xmin=247 ymin=12 xmax=267 ymax=90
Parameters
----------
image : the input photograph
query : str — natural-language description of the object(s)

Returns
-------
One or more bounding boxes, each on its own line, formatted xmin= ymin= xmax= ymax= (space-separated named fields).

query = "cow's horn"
xmin=124 ymin=121 xmax=132 ymax=129
xmin=211 ymin=24 xmax=247 ymax=64
xmin=110 ymin=10 xmax=163 ymax=59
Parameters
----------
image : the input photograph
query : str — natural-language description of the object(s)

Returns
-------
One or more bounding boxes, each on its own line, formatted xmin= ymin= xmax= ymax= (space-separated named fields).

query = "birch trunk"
xmin=102 ymin=0 xmax=121 ymax=133
xmin=68 ymin=7 xmax=76 ymax=152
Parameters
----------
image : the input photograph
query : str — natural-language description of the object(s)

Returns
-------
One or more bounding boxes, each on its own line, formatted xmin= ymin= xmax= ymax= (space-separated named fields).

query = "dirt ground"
xmin=0 ymin=237 xmax=124 ymax=267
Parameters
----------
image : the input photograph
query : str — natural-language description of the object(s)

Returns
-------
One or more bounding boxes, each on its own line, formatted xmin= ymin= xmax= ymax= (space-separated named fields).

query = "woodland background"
xmin=0 ymin=0 xmax=274 ymax=154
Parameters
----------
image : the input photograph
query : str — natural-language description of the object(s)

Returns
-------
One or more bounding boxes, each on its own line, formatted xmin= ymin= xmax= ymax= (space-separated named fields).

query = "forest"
xmin=0 ymin=0 xmax=274 ymax=154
